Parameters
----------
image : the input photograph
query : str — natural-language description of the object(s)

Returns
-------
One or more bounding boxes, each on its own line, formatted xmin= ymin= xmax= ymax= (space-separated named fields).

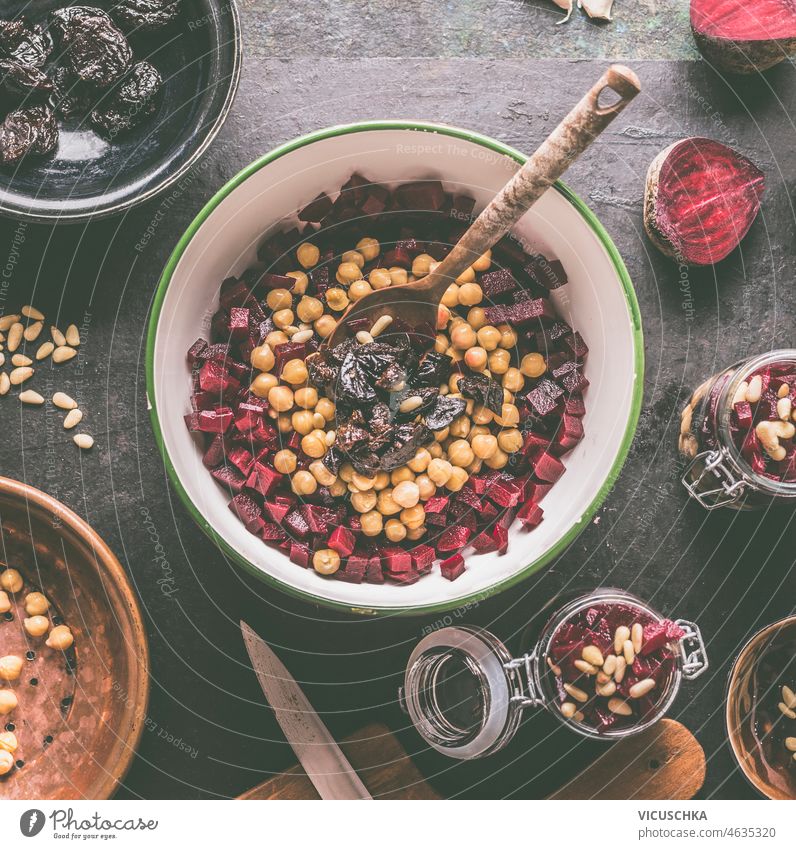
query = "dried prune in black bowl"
xmin=0 ymin=104 xmax=58 ymax=166
xmin=0 ymin=19 xmax=52 ymax=68
xmin=0 ymin=60 xmax=53 ymax=109
xmin=112 ymin=0 xmax=183 ymax=32
xmin=90 ymin=61 xmax=162 ymax=137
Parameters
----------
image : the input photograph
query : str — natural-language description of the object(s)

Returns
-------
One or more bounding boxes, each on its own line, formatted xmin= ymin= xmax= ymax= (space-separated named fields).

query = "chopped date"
xmin=0 ymin=104 xmax=58 ymax=165
xmin=90 ymin=61 xmax=162 ymax=137
xmin=112 ymin=0 xmax=182 ymax=32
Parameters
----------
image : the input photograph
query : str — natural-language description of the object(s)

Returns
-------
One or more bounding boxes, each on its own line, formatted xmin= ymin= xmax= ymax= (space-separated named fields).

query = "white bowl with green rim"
xmin=146 ymin=121 xmax=643 ymax=616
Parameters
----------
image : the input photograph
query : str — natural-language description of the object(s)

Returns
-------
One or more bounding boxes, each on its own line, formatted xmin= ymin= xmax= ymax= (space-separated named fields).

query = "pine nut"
xmin=614 ymin=655 xmax=627 ymax=683
xmin=623 ymin=640 xmax=635 ymax=665
xmin=52 ymin=346 xmax=77 ymax=364
xmin=596 ymin=671 xmax=611 ymax=684
xmin=36 ymin=342 xmax=54 ymax=360
xmin=7 ymin=322 xmax=22 ymax=352
xmin=53 ymin=392 xmax=77 ymax=410
xmin=11 ymin=354 xmax=31 ymax=367
xmin=778 ymin=397 xmax=792 ymax=421
xmin=0 ymin=314 xmax=19 ymax=331
xmin=783 ymin=685 xmax=796 ymax=710
xmin=746 ymin=374 xmax=763 ymax=403
xmin=603 ymin=655 xmax=617 ymax=676
xmin=63 ymin=409 xmax=83 ymax=429
xmin=560 ymin=701 xmax=577 ymax=718
xmin=0 ymin=354 xmax=4 ymax=367
xmin=608 ymin=697 xmax=633 ymax=716
xmin=596 ymin=680 xmax=617 ymax=697
xmin=355 ymin=331 xmax=374 ymax=345
xmin=573 ymin=711 xmax=585 ymax=722
xmin=371 ymin=315 xmax=393 ymax=337
xmin=778 ymin=702 xmax=796 ymax=720
xmin=324 ymin=430 xmax=336 ymax=446
xmin=283 ymin=325 xmax=300 ymax=337
xmin=22 ymin=305 xmax=44 ymax=321
xmin=631 ymin=623 xmax=644 ymax=654
xmin=9 ymin=366 xmax=33 ymax=385
xmin=582 ymin=645 xmax=604 ymax=667
xmin=0 ymin=373 xmax=8 ymax=396
xmin=19 ymin=390 xmax=44 ymax=405
xmin=23 ymin=321 xmax=42 ymax=341
xmin=290 ymin=329 xmax=314 ymax=344
xmin=50 ymin=326 xmax=66 ymax=346
xmin=65 ymin=324 xmax=80 ymax=346
xmin=732 ymin=381 xmax=749 ymax=406
xmin=778 ymin=383 xmax=790 ymax=399
xmin=785 ymin=737 xmax=796 ymax=752
xmin=73 ymin=433 xmax=94 ymax=450
xmin=574 ymin=659 xmax=598 ymax=675
xmin=629 ymin=678 xmax=656 ymax=699
xmin=614 ymin=625 xmax=630 ymax=655
xmin=546 ymin=657 xmax=561 ymax=677
xmin=563 ymin=683 xmax=589 ymax=703
xmin=399 ymin=395 xmax=424 ymax=414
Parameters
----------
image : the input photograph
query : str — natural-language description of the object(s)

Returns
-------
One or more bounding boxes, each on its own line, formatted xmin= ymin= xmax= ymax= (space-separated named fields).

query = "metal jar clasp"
xmin=681 ymin=447 xmax=746 ymax=510
xmin=504 ymin=650 xmax=545 ymax=708
xmin=675 ymin=619 xmax=709 ymax=680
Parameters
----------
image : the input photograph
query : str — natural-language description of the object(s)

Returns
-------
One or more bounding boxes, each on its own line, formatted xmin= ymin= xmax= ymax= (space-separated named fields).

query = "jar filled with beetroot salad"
xmin=399 ymin=588 xmax=707 ymax=758
xmin=679 ymin=350 xmax=796 ymax=510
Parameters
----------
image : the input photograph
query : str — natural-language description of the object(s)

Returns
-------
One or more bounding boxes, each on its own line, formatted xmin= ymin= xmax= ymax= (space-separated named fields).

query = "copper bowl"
xmin=0 ymin=477 xmax=149 ymax=799
xmin=726 ymin=615 xmax=796 ymax=800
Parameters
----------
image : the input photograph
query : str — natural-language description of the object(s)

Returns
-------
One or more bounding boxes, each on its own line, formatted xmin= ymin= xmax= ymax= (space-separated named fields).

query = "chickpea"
xmin=0 ymin=689 xmax=17 ymax=715
xmin=325 ymin=287 xmax=350 ymax=312
xmin=400 ymin=504 xmax=425 ymax=529
xmin=416 ymin=474 xmax=436 ymax=500
xmin=356 ymin=237 xmax=380 ymax=261
xmin=448 ymin=373 xmax=463 ymax=393
xmin=286 ymin=270 xmax=308 ymax=295
xmin=273 ymin=308 xmax=294 ymax=329
xmin=503 ymin=388 xmax=515 ymax=405
xmin=427 ymin=458 xmax=453 ymax=486
xmin=339 ymin=463 xmax=355 ymax=483
xmin=249 ymin=372 xmax=276 ymax=399
xmin=434 ymin=426 xmax=450 ymax=442
xmin=458 ymin=282 xmax=483 ymax=306
xmin=277 ymin=413 xmax=292 ymax=433
xmin=297 ymin=242 xmax=320 ymax=268
xmin=348 ymin=280 xmax=373 ymax=301
xmin=291 ymin=470 xmax=317 ymax=496
xmin=446 ymin=415 xmax=468 ymax=440
xmin=502 ymin=367 xmax=525 ymax=392
xmin=390 ymin=467 xmax=415 ymax=486
xmin=411 ymin=253 xmax=434 ymax=277
xmin=296 ymin=296 xmax=323 ymax=324
xmin=249 ymin=344 xmax=274 ymax=373
xmin=384 ymin=519 xmax=407 ymax=542
xmin=471 ymin=433 xmax=498 ymax=460
xmin=342 ymin=249 xmax=365 ymax=268
xmin=268 ymin=385 xmax=294 ymax=412
xmin=448 ymin=439 xmax=475 ymax=468
xmin=389 ymin=266 xmax=408 ymax=286
xmin=428 ymin=443 xmax=443 ymax=459
xmin=498 ymin=428 xmax=524 ymax=453
xmin=476 ymin=325 xmax=501 ymax=351
xmin=464 ymin=346 xmax=487 ymax=371
xmin=436 ymin=305 xmax=451 ymax=330
xmin=294 ymin=386 xmax=318 ymax=409
xmin=408 ymin=448 xmax=432 ymax=473
xmin=314 ymin=314 xmax=337 ymax=338
xmin=496 ymin=403 xmax=520 ymax=427
xmin=456 ymin=266 xmax=476 ymax=285
xmin=274 ymin=449 xmax=297 ymax=474
xmin=336 ymin=261 xmax=362 ymax=284
xmin=352 ymin=472 xmax=377 ymax=491
xmin=329 ymin=478 xmax=348 ymax=497
xmin=393 ymin=481 xmax=421 ymax=509
xmin=0 ymin=591 xmax=9 ymax=613
xmin=0 ymin=655 xmax=23 ymax=681
xmin=313 ymin=412 xmax=327 ymax=430
xmin=441 ymin=283 xmax=460 ymax=308
xmin=281 ymin=358 xmax=308 ymax=385
xmin=520 ymin=352 xmax=547 ymax=378
xmin=316 ymin=397 xmax=335 ymax=421
xmin=485 ymin=447 xmax=509 ymax=470
xmin=360 ymin=510 xmax=384 ymax=537
xmin=467 ymin=307 xmax=487 ymax=330
xmin=0 ymin=750 xmax=13 ymax=776
xmin=265 ymin=330 xmax=289 ymax=347
xmin=369 ymin=267 xmax=392 ymax=290
xmin=472 ymin=248 xmax=492 ymax=272
xmin=377 ymin=489 xmax=401 ymax=515
xmin=0 ymin=569 xmax=22 ymax=594
xmin=351 ymin=491 xmax=378 ymax=513
xmin=301 ymin=429 xmax=327 ymax=459
xmin=498 ymin=324 xmax=517 ymax=348
xmin=24 ymin=615 xmax=49 ymax=638
xmin=406 ymin=525 xmax=427 ymax=541
xmin=266 ymin=288 xmax=293 ymax=311
xmin=0 ymin=730 xmax=17 ymax=753
xmin=471 ymin=404 xmax=493 ymax=425
xmin=445 ymin=466 xmax=469 ymax=492
xmin=451 ymin=324 xmax=476 ymax=351
xmin=373 ymin=471 xmax=390 ymax=490
xmin=313 ymin=548 xmax=341 ymax=575
xmin=488 ymin=348 xmax=511 ymax=375
xmin=467 ymin=457 xmax=483 ymax=475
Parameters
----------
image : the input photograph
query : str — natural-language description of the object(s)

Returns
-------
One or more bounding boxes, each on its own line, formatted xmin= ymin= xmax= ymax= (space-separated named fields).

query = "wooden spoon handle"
xmin=417 ymin=64 xmax=641 ymax=298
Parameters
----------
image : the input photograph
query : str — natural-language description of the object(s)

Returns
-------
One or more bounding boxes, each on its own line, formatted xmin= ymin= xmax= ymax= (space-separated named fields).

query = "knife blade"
xmin=240 ymin=620 xmax=372 ymax=800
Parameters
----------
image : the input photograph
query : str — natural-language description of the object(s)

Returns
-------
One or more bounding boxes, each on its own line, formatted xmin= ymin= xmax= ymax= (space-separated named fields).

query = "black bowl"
xmin=0 ymin=0 xmax=241 ymax=222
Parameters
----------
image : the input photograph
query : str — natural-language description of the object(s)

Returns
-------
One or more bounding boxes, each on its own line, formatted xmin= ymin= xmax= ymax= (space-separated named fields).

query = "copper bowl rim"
xmin=725 ymin=614 xmax=796 ymax=800
xmin=0 ymin=475 xmax=150 ymax=799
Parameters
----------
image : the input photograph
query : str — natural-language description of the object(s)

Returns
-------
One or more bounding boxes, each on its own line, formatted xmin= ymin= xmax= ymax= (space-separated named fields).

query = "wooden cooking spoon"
xmin=323 ymin=64 xmax=640 ymax=349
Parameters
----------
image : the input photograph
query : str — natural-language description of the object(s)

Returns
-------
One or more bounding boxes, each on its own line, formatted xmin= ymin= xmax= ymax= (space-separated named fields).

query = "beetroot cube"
xmin=264 ymin=499 xmax=291 ymax=525
xmin=202 ymin=433 xmax=226 ymax=468
xmin=274 ymin=342 xmax=307 ymax=374
xmin=560 ymin=368 xmax=589 ymax=395
xmin=484 ymin=298 xmax=556 ymax=327
xmin=184 ymin=412 xmax=201 ymax=431
xmin=471 ymin=531 xmax=499 ymax=553
xmin=410 ymin=544 xmax=435 ymax=572
xmin=517 ymin=501 xmax=544 ymax=528
xmin=229 ymin=493 xmax=265 ymax=533
xmin=564 ymin=394 xmax=586 ymax=417
xmin=283 ymin=508 xmax=310 ymax=539
xmin=480 ymin=268 xmax=518 ymax=299
xmin=257 ymin=272 xmax=295 ymax=290
xmin=437 ymin=525 xmax=472 ymax=552
xmin=260 ymin=522 xmax=287 ymax=545
xmin=525 ymin=256 xmax=568 ymax=289
xmin=289 ymin=542 xmax=312 ymax=568
xmin=227 ymin=446 xmax=255 ymax=476
xmin=640 ymin=620 xmax=674 ymax=656
xmin=211 ymin=464 xmax=246 ymax=494
xmin=359 ymin=184 xmax=390 ymax=216
xmin=250 ymin=419 xmax=278 ymax=448
xmin=532 ymin=451 xmax=566 ymax=483
xmin=733 ymin=401 xmax=753 ymax=430
xmin=423 ymin=495 xmax=449 ymax=514
xmin=380 ymin=546 xmax=413 ymax=574
xmin=199 ymin=360 xmax=231 ymax=394
xmin=425 ymin=512 xmax=448 ymax=527
xmin=234 ymin=404 xmax=265 ymax=434
xmin=383 ymin=247 xmax=411 ymax=268
xmin=525 ymin=479 xmax=554 ymax=502
xmin=440 ymin=553 xmax=466 ymax=581
xmin=449 ymin=193 xmax=475 ymax=220
xmin=301 ymin=504 xmax=337 ymax=535
xmin=187 ymin=338 xmax=208 ymax=363
xmin=522 ymin=432 xmax=551 ymax=459
xmin=491 ymin=523 xmax=509 ymax=554
xmin=562 ymin=332 xmax=589 ymax=358
xmin=245 ymin=463 xmax=283 ymax=498
xmin=553 ymin=414 xmax=584 ymax=453
xmin=490 ymin=479 xmax=522 ymax=508
xmin=328 ymin=526 xmax=356 ymax=558
xmin=219 ymin=280 xmax=252 ymax=310
xmin=228 ymin=307 xmax=250 ymax=341
xmin=388 ymin=571 xmax=421 ymax=585
xmin=394 ymin=180 xmax=445 ymax=211
xmin=526 ymin=379 xmax=564 ymax=417
xmin=299 ymin=192 xmax=333 ymax=222
xmin=365 ymin=557 xmax=385 ymax=584
xmin=196 ymin=407 xmax=234 ymax=433
xmin=455 ymin=487 xmax=482 ymax=511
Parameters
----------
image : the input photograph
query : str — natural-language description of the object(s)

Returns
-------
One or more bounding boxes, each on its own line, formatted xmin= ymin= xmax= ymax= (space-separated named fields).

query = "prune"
xmin=90 ymin=61 xmax=162 ymax=137
xmin=423 ymin=395 xmax=466 ymax=430
xmin=336 ymin=420 xmax=370 ymax=453
xmin=338 ymin=350 xmax=377 ymax=405
xmin=0 ymin=19 xmax=51 ymax=69
xmin=307 ymin=352 xmax=335 ymax=389
xmin=0 ymin=104 xmax=58 ymax=165
xmin=51 ymin=66 xmax=94 ymax=118
xmin=380 ymin=423 xmax=433 ymax=470
xmin=458 ymin=375 xmax=504 ymax=415
xmin=0 ymin=60 xmax=53 ymax=108
xmin=395 ymin=386 xmax=439 ymax=420
xmin=413 ymin=350 xmax=452 ymax=388
xmin=113 ymin=0 xmax=182 ymax=32
xmin=51 ymin=7 xmax=133 ymax=88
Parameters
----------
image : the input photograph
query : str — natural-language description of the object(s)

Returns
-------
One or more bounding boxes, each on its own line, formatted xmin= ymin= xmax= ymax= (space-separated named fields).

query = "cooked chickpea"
xmin=471 ymin=404 xmax=493 ymax=425
xmin=520 ymin=352 xmax=547 ymax=378
xmin=266 ymin=288 xmax=293 ymax=311
xmin=498 ymin=325 xmax=517 ymax=348
xmin=360 ymin=510 xmax=383 ymax=537
xmin=411 ymin=253 xmax=434 ymax=277
xmin=297 ymin=242 xmax=320 ymax=268
xmin=313 ymin=548 xmax=341 ymax=575
xmin=351 ymin=491 xmax=378 ymax=513
xmin=369 ymin=267 xmax=392 ymax=289
xmin=407 ymin=525 xmax=427 ymax=540
xmin=476 ymin=325 xmax=501 ymax=351
xmin=485 ymin=447 xmax=509 ymax=469
xmin=464 ymin=346 xmax=488 ymax=371
xmin=384 ymin=519 xmax=406 ymax=542
xmin=291 ymin=470 xmax=317 ymax=496
xmin=441 ymin=283 xmax=460 ymax=307
xmin=306 ymin=461 xmax=334 ymax=488
xmin=496 ymin=403 xmax=520 ymax=427
xmin=286 ymin=270 xmax=308 ymax=295
xmin=447 ymin=415 xmax=469 ymax=439
xmin=436 ymin=305 xmax=451 ymax=330
xmin=0 ymin=569 xmax=22 ymax=594
xmin=498 ymin=428 xmax=524 ymax=453
xmin=502 ymin=368 xmax=525 ymax=392
xmin=0 ymin=591 xmax=9 ymax=613
xmin=0 ymin=750 xmax=14 ymax=775
xmin=281 ymin=358 xmax=308 ymax=385
xmin=458 ymin=282 xmax=483 ymax=306
xmin=325 ymin=288 xmax=350 ymax=312
xmin=296 ymin=296 xmax=324 ymax=324
xmin=353 ymin=236 xmax=378 ymax=261
xmin=472 ymin=249 xmax=492 ymax=272
xmin=488 ymin=349 xmax=511 ymax=375
xmin=348 ymin=280 xmax=373 ymax=301
xmin=0 ymin=730 xmax=17 ymax=753
xmin=400 ymin=504 xmax=425 ymax=529
xmin=408 ymin=448 xmax=432 ymax=473
xmin=392 ymin=481 xmax=421 ymax=509
xmin=390 ymin=467 xmax=415 ymax=486
xmin=301 ymin=429 xmax=327 ymax=459
xmin=415 ymin=474 xmax=436 ymax=500
xmin=445 ymin=466 xmax=469 ymax=492
xmin=337 ymin=261 xmax=362 ymax=284
xmin=277 ymin=413 xmax=292 ymax=433
xmin=265 ymin=330 xmax=289 ymax=347
xmin=273 ymin=308 xmax=294 ymax=329
xmin=467 ymin=307 xmax=487 ymax=330
xmin=372 ymin=471 xmax=390 ymax=490
xmin=250 ymin=372 xmax=276 ymax=399
xmin=0 ymin=689 xmax=17 ymax=715
xmin=434 ymin=426 xmax=450 ymax=442
xmin=427 ymin=458 xmax=453 ymax=486
xmin=448 ymin=373 xmax=463 ymax=393
xmin=377 ymin=489 xmax=401 ymax=515
xmin=448 ymin=439 xmax=475 ymax=468
xmin=342 ymin=249 xmax=365 ymax=268
xmin=428 ymin=442 xmax=443 ymax=459
xmin=0 ymin=655 xmax=23 ymax=681
xmin=352 ymin=472 xmax=377 ymax=491
xmin=274 ymin=449 xmax=297 ymax=474
xmin=471 ymin=433 xmax=499 ymax=459
xmin=329 ymin=478 xmax=347 ymax=497
xmin=339 ymin=463 xmax=355 ymax=483
xmin=389 ymin=266 xmax=408 ymax=286
xmin=313 ymin=412 xmax=327 ymax=430
xmin=314 ymin=314 xmax=337 ymax=338
xmin=268 ymin=385 xmax=294 ymax=412
xmin=294 ymin=386 xmax=318 ymax=409
xmin=315 ymin=397 xmax=335 ymax=421
xmin=24 ymin=615 xmax=49 ymax=638
xmin=249 ymin=344 xmax=274 ymax=373
xmin=450 ymin=324 xmax=477 ymax=350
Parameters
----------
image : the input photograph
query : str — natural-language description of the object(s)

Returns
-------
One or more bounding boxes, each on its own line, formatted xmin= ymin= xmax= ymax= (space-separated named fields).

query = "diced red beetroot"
xmin=347 ymin=514 xmax=362 ymax=533
xmin=440 ymin=553 xmax=466 ymax=581
xmin=199 ymin=360 xmax=232 ymax=394
xmin=193 ymin=408 xmax=234 ymax=433
xmin=257 ymin=272 xmax=296 ymax=290
xmin=425 ymin=512 xmax=448 ymax=527
xmin=490 ymin=479 xmax=522 ymax=508
xmin=387 ymin=570 xmax=421 ymax=585
xmin=525 ymin=256 xmax=568 ymax=289
xmin=260 ymin=522 xmax=287 ymax=545
xmin=532 ymin=450 xmax=566 ymax=483
xmin=264 ymin=500 xmax=290 ymax=525
xmin=335 ymin=567 xmax=365 ymax=584
xmin=480 ymin=268 xmax=518 ymax=299
xmin=454 ymin=487 xmax=482 ymax=511
xmin=526 ymin=379 xmax=565 ymax=417
xmin=423 ymin=495 xmax=450 ymax=514
xmin=183 ymin=412 xmax=201 ymax=431
xmin=211 ymin=464 xmax=246 ymax=494
xmin=359 ymin=184 xmax=390 ymax=217
xmin=299 ymin=192 xmax=333 ymax=222
xmin=640 ymin=619 xmax=683 ymax=656
xmin=191 ymin=391 xmax=219 ymax=412
xmin=559 ymin=368 xmax=590 ymax=395
xmin=245 ymin=463 xmax=283 ymax=498
xmin=517 ymin=501 xmax=544 ymax=528
xmin=394 ymin=180 xmax=446 ymax=211
xmin=202 ymin=433 xmax=226 ymax=468
xmin=522 ymin=431 xmax=551 ymax=459
xmin=382 ymin=246 xmax=411 ymax=268
xmin=300 ymin=504 xmax=337 ymax=535
xmin=187 ymin=338 xmax=208 ymax=364
xmin=564 ymin=394 xmax=586 ymax=417
xmin=250 ymin=419 xmax=278 ymax=448
xmin=524 ymin=479 xmax=554 ymax=502
xmin=328 ymin=526 xmax=356 ymax=558
xmin=283 ymin=508 xmax=310 ymax=539
xmin=410 ymin=544 xmax=435 ymax=572
xmin=229 ymin=493 xmax=265 ymax=534
xmin=380 ymin=546 xmax=413 ymax=574
xmin=552 ymin=414 xmax=584 ymax=454
xmin=491 ymin=523 xmax=509 ymax=554
xmin=219 ymin=280 xmax=252 ymax=310
xmin=365 ymin=558 xmax=385 ymax=584
xmin=227 ymin=447 xmax=255 ymax=476
xmin=733 ymin=400 xmax=753 ymax=431
xmin=471 ymin=531 xmax=499 ymax=553
xmin=234 ymin=404 xmax=265 ymax=434
xmin=479 ymin=500 xmax=500 ymax=524
xmin=289 ymin=542 xmax=312 ymax=568
xmin=468 ymin=470 xmax=503 ymax=496
xmin=483 ymin=298 xmax=556 ymax=327
xmin=562 ymin=332 xmax=589 ymax=358
xmin=228 ymin=307 xmax=250 ymax=341
xmin=437 ymin=525 xmax=472 ymax=552
xmin=273 ymin=342 xmax=307 ymax=376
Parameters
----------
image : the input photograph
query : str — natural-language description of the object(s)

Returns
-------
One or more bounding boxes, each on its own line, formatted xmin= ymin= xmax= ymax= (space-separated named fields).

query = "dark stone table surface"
xmin=1 ymin=1 xmax=794 ymax=799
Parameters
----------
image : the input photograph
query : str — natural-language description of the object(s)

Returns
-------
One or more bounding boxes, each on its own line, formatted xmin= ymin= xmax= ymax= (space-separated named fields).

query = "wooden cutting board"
xmin=239 ymin=718 xmax=705 ymax=800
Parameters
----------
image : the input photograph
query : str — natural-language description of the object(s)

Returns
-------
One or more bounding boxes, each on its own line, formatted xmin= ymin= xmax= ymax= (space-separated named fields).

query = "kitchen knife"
xmin=240 ymin=620 xmax=372 ymax=800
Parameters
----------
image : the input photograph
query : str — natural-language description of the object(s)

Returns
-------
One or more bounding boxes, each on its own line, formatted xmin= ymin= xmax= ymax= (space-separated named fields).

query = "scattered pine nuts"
xmin=563 ymin=683 xmax=589 ymax=703
xmin=783 ymin=685 xmax=796 ymax=710
xmin=399 ymin=395 xmax=424 ymax=414
xmin=778 ymin=383 xmax=790 ymax=399
xmin=63 ymin=409 xmax=83 ymax=429
xmin=746 ymin=374 xmax=763 ymax=403
xmin=560 ymin=702 xmax=577 ymax=719
xmin=777 ymin=397 xmax=792 ymax=422
xmin=631 ymin=622 xmax=644 ymax=654
xmin=778 ymin=702 xmax=796 ymax=720
xmin=628 ymin=678 xmax=656 ymax=699
xmin=19 ymin=390 xmax=44 ymax=405
xmin=623 ymin=639 xmax=635 ymax=665
xmin=36 ymin=342 xmax=54 ymax=360
xmin=21 ymin=305 xmax=44 ymax=321
xmin=290 ymin=329 xmax=314 ymax=344
xmin=23 ymin=321 xmax=43 ymax=342
xmin=596 ymin=680 xmax=617 ymax=697
xmin=65 ymin=324 xmax=81 ymax=346
xmin=52 ymin=346 xmax=77 ymax=364
xmin=51 ymin=326 xmax=66 ymax=346
xmin=582 ymin=645 xmax=604 ymax=667
xmin=0 ymin=373 xmax=8 ymax=396
xmin=53 ymin=392 xmax=77 ymax=410
xmin=596 ymin=670 xmax=611 ymax=684
xmin=603 ymin=655 xmax=617 ymax=676
xmin=574 ymin=659 xmax=598 ymax=675
xmin=73 ymin=433 xmax=94 ymax=450
xmin=370 ymin=315 xmax=393 ymax=337
xmin=614 ymin=625 xmax=630 ymax=655
xmin=546 ymin=657 xmax=562 ymax=677
xmin=11 ymin=354 xmax=31 ymax=367
xmin=0 ymin=354 xmax=4 ymax=367
xmin=9 ymin=366 xmax=33 ymax=385
xmin=732 ymin=380 xmax=749 ymax=406
xmin=614 ymin=655 xmax=627 ymax=683
xmin=355 ymin=331 xmax=374 ymax=345
xmin=0 ymin=314 xmax=19 ymax=331
xmin=6 ymin=322 xmax=22 ymax=352
xmin=785 ymin=737 xmax=796 ymax=752
xmin=608 ymin=697 xmax=633 ymax=716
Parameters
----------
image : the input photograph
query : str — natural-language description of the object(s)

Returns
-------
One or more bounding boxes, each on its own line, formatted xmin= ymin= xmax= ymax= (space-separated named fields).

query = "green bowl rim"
xmin=145 ymin=120 xmax=644 ymax=617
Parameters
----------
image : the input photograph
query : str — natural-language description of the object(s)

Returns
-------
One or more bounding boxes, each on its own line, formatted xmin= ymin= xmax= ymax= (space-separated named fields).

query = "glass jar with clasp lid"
xmin=398 ymin=588 xmax=708 ymax=759
xmin=679 ymin=350 xmax=796 ymax=510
